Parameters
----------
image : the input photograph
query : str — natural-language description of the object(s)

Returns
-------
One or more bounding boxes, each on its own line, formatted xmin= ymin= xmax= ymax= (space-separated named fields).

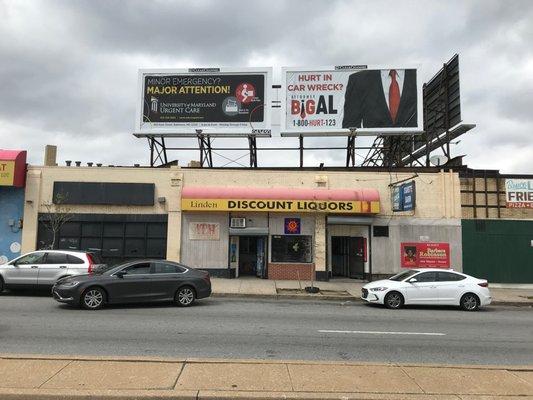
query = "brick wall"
xmin=268 ymin=263 xmax=315 ymax=280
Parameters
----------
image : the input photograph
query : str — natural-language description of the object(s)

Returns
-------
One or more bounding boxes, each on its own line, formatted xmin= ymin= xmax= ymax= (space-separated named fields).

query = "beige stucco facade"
xmin=20 ymin=165 xmax=463 ymax=279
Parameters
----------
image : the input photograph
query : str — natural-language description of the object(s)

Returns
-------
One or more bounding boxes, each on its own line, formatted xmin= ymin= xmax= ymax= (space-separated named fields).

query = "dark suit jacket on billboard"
xmin=342 ymin=69 xmax=417 ymax=129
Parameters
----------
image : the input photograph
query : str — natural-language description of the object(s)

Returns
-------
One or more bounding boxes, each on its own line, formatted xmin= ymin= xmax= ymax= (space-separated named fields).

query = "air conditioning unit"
xmin=230 ymin=217 xmax=246 ymax=228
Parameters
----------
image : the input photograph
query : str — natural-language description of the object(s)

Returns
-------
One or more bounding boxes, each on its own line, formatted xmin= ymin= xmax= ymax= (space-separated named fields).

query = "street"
xmin=0 ymin=292 xmax=532 ymax=365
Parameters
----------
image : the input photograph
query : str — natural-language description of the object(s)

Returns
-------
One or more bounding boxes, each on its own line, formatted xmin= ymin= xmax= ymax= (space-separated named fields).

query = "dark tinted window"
xmin=67 ymin=254 xmax=85 ymax=264
xmin=45 ymin=253 xmax=69 ymax=264
xmin=413 ymin=272 xmax=437 ymax=282
xmin=437 ymin=272 xmax=466 ymax=281
xmin=123 ymin=263 xmax=151 ymax=275
xmin=389 ymin=270 xmax=418 ymax=281
xmin=153 ymin=263 xmax=186 ymax=274
xmin=373 ymin=226 xmax=389 ymax=237
xmin=125 ymin=223 xmax=145 ymax=237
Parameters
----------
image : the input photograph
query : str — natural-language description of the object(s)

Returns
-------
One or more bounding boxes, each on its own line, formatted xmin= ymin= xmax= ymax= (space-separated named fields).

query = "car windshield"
xmin=389 ymin=270 xmax=418 ymax=281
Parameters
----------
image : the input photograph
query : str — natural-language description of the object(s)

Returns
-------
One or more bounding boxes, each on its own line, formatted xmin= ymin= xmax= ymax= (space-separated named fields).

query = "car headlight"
xmin=60 ymin=281 xmax=80 ymax=287
xmin=370 ymin=287 xmax=388 ymax=292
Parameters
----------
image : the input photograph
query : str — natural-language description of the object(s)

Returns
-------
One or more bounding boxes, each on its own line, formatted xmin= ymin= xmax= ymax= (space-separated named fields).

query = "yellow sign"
xmin=181 ymin=198 xmax=380 ymax=214
xmin=0 ymin=161 xmax=15 ymax=186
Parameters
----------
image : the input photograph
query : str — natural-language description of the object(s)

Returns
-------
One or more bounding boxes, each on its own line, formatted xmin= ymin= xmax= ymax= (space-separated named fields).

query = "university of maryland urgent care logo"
xmin=284 ymin=218 xmax=301 ymax=234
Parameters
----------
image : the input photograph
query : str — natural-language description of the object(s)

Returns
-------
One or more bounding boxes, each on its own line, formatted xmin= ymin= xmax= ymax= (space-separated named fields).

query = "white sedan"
xmin=362 ymin=268 xmax=491 ymax=311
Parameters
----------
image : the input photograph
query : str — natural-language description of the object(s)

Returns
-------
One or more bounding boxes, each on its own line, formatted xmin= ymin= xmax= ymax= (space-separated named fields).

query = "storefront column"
xmin=314 ymin=213 xmax=327 ymax=281
xmin=166 ymin=168 xmax=183 ymax=262
xmin=21 ymin=169 xmax=41 ymax=253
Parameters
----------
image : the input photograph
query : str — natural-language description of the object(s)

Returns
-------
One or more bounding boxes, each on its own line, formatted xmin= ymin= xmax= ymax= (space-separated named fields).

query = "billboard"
xmin=401 ymin=242 xmax=450 ymax=268
xmin=505 ymin=179 xmax=533 ymax=209
xmin=136 ymin=68 xmax=272 ymax=134
xmin=282 ymin=65 xmax=422 ymax=134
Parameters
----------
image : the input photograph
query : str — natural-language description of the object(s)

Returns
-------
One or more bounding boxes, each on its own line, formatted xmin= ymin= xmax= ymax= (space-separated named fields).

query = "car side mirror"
xmin=408 ymin=278 xmax=417 ymax=283
xmin=116 ymin=271 xmax=127 ymax=278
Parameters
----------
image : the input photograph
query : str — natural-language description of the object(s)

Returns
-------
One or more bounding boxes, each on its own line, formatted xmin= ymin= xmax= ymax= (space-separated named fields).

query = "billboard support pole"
xmin=197 ymin=132 xmax=213 ymax=168
xmin=299 ymin=135 xmax=304 ymax=168
xmin=346 ymin=130 xmax=357 ymax=167
xmin=248 ymin=135 xmax=258 ymax=168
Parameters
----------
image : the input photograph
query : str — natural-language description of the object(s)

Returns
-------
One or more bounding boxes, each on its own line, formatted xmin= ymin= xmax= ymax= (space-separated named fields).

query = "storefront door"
xmin=331 ymin=236 xmax=365 ymax=279
xmin=238 ymin=236 xmax=267 ymax=278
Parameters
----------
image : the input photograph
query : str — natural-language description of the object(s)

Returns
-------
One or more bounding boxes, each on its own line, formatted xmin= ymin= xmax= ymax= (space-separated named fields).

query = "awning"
xmin=0 ymin=150 xmax=27 ymax=187
xmin=182 ymin=186 xmax=380 ymax=214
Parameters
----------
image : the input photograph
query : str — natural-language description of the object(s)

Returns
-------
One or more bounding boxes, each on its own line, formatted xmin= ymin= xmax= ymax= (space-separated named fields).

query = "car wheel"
xmin=175 ymin=286 xmax=195 ymax=307
xmin=460 ymin=293 xmax=480 ymax=311
xmin=0 ymin=277 xmax=4 ymax=294
xmin=384 ymin=291 xmax=404 ymax=309
xmin=81 ymin=287 xmax=106 ymax=310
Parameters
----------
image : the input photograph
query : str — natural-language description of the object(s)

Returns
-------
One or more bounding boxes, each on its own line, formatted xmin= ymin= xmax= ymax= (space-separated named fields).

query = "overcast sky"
xmin=1 ymin=0 xmax=532 ymax=172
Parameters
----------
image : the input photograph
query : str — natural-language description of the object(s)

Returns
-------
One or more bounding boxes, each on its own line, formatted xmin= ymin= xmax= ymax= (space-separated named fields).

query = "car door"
xmin=436 ymin=271 xmax=467 ymax=305
xmin=38 ymin=252 xmax=69 ymax=286
xmin=2 ymin=252 xmax=45 ymax=286
xmin=150 ymin=261 xmax=187 ymax=300
xmin=105 ymin=262 xmax=153 ymax=303
xmin=403 ymin=271 xmax=439 ymax=304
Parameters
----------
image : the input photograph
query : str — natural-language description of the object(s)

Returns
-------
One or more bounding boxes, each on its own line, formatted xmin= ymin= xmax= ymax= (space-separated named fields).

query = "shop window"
xmin=271 ymin=235 xmax=312 ymax=263
xmin=147 ymin=238 xmax=166 ymax=257
xmin=125 ymin=238 xmax=145 ymax=257
xmin=373 ymin=225 xmax=389 ymax=237
xmin=103 ymin=238 xmax=123 ymax=257
xmin=82 ymin=222 xmax=103 ymax=237
xmin=80 ymin=237 xmax=102 ymax=252
xmin=59 ymin=222 xmax=81 ymax=237
xmin=125 ymin=223 xmax=146 ymax=237
xmin=104 ymin=223 xmax=124 ymax=237
xmin=58 ymin=237 xmax=79 ymax=250
xmin=147 ymin=223 xmax=167 ymax=238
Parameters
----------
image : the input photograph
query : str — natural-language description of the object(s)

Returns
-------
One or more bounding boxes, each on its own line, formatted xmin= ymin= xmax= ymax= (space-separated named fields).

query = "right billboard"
xmin=282 ymin=66 xmax=422 ymax=134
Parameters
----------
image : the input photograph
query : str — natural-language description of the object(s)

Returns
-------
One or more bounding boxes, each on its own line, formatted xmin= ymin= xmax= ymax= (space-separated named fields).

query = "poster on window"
xmin=189 ymin=222 xmax=220 ymax=240
xmin=401 ymin=242 xmax=450 ymax=268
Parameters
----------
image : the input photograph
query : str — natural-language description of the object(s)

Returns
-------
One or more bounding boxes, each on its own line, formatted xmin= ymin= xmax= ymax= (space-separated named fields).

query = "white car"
xmin=0 ymin=250 xmax=106 ymax=293
xmin=362 ymin=268 xmax=491 ymax=311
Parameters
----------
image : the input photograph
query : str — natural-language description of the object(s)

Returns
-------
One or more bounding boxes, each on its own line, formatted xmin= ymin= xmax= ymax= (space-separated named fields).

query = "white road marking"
xmin=318 ymin=330 xmax=446 ymax=336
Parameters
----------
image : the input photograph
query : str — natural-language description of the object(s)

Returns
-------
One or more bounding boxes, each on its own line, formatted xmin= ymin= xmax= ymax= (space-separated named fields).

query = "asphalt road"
xmin=0 ymin=291 xmax=532 ymax=365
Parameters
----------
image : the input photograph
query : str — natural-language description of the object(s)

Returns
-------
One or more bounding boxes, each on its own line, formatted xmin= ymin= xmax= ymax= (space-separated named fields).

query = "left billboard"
xmin=136 ymin=68 xmax=272 ymax=135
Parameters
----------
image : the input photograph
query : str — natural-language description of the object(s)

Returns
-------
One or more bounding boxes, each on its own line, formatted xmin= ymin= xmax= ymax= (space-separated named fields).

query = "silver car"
xmin=0 ymin=250 xmax=106 ymax=292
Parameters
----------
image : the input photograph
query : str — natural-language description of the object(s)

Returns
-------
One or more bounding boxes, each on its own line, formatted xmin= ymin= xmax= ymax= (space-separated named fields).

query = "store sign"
xmin=392 ymin=181 xmax=416 ymax=211
xmin=401 ymin=242 xmax=450 ymax=268
xmin=136 ymin=68 xmax=271 ymax=134
xmin=181 ymin=198 xmax=380 ymax=214
xmin=505 ymin=179 xmax=533 ymax=209
xmin=189 ymin=222 xmax=220 ymax=240
xmin=284 ymin=218 xmax=301 ymax=234
xmin=282 ymin=66 xmax=422 ymax=134
xmin=0 ymin=161 xmax=15 ymax=186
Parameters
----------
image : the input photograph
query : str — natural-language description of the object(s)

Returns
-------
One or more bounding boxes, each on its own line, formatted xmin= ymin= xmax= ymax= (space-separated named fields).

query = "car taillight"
xmin=87 ymin=254 xmax=94 ymax=274
xmin=478 ymin=282 xmax=489 ymax=287
xmin=203 ymin=272 xmax=211 ymax=284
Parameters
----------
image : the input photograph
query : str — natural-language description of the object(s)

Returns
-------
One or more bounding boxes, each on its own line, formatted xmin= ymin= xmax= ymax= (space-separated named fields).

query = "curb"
xmin=212 ymin=292 xmax=533 ymax=306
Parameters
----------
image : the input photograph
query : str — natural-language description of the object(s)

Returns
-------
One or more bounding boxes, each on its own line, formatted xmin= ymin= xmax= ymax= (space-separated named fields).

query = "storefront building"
xmin=20 ymin=160 xmax=462 ymax=280
xmin=0 ymin=150 xmax=26 ymax=264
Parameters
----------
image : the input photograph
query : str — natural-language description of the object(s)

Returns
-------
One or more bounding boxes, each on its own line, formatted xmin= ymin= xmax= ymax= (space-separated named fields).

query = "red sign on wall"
xmin=401 ymin=242 xmax=450 ymax=268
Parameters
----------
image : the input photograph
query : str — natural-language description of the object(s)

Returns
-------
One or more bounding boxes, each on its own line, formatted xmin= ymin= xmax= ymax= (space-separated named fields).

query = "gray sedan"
xmin=52 ymin=260 xmax=211 ymax=310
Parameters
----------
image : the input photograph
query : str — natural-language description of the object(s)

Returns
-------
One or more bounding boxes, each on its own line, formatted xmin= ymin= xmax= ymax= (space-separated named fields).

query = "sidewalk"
xmin=0 ymin=354 xmax=532 ymax=399
xmin=211 ymin=277 xmax=533 ymax=306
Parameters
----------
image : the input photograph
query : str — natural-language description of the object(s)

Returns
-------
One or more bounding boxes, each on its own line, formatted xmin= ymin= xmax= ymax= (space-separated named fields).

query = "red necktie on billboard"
xmin=389 ymin=69 xmax=400 ymax=123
